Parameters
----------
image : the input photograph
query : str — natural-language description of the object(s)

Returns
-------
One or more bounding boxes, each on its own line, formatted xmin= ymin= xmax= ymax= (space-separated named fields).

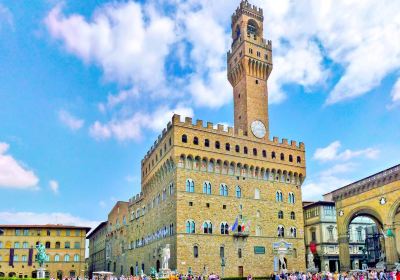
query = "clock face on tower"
xmin=251 ymin=120 xmax=266 ymax=138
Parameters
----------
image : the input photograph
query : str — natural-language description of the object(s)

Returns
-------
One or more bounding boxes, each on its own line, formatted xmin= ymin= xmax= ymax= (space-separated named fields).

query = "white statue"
xmin=307 ymin=251 xmax=315 ymax=269
xmin=161 ymin=244 xmax=171 ymax=270
xmin=279 ymin=254 xmax=287 ymax=270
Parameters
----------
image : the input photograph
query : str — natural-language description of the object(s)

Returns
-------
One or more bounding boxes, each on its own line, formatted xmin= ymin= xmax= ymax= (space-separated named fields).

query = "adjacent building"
xmin=121 ymin=0 xmax=307 ymax=277
xmin=105 ymin=201 xmax=129 ymax=275
xmin=88 ymin=221 xmax=108 ymax=278
xmin=0 ymin=224 xmax=90 ymax=279
xmin=303 ymin=201 xmax=375 ymax=272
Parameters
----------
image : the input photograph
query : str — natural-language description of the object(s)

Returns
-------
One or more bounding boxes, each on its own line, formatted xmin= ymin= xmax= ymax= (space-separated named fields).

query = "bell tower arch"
xmin=227 ymin=0 xmax=273 ymax=139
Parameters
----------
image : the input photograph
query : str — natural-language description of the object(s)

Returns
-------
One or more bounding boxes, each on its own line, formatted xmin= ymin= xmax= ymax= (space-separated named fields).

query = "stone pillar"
xmin=384 ymin=225 xmax=399 ymax=269
xmin=338 ymin=234 xmax=350 ymax=272
xmin=335 ymin=261 xmax=339 ymax=272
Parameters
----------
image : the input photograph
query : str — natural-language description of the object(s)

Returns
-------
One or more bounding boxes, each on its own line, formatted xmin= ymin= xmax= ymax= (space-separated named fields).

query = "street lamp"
xmin=221 ymin=257 xmax=225 ymax=279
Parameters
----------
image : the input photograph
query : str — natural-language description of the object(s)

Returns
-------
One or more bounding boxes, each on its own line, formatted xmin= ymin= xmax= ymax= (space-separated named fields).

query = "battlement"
xmin=129 ymin=192 xmax=144 ymax=206
xmin=232 ymin=0 xmax=263 ymax=25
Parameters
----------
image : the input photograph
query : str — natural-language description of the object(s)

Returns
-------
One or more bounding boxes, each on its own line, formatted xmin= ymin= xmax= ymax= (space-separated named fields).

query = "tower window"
xmin=271 ymin=152 xmax=276 ymax=159
xmin=247 ymin=20 xmax=258 ymax=36
xmin=265 ymin=54 xmax=268 ymax=60
xmin=253 ymin=148 xmax=257 ymax=156
xmin=235 ymin=145 xmax=240 ymax=153
xmin=297 ymin=156 xmax=302 ymax=164
xmin=257 ymin=51 xmax=261 ymax=57
xmin=193 ymin=137 xmax=199 ymax=145
xmin=226 ymin=143 xmax=230 ymax=151
xmin=289 ymin=155 xmax=293 ymax=162
xmin=262 ymin=150 xmax=267 ymax=158
xmin=255 ymin=80 xmax=259 ymax=84
xmin=205 ymin=139 xmax=210 ymax=147
xmin=280 ymin=153 xmax=285 ymax=161
xmin=244 ymin=147 xmax=248 ymax=154
xmin=249 ymin=48 xmax=253 ymax=54
xmin=215 ymin=141 xmax=220 ymax=149
xmin=182 ymin=134 xmax=187 ymax=143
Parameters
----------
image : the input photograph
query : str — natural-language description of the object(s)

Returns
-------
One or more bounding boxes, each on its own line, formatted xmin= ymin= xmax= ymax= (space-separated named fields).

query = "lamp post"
xmin=221 ymin=257 xmax=225 ymax=279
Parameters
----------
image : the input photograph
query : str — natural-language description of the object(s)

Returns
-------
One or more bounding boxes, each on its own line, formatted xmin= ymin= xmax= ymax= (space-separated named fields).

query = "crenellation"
xmin=184 ymin=116 xmax=192 ymax=124
xmin=282 ymin=138 xmax=288 ymax=145
xmin=291 ymin=140 xmax=297 ymax=147
xmin=207 ymin=121 xmax=213 ymax=129
xmin=195 ymin=119 xmax=203 ymax=127
xmin=273 ymin=136 xmax=279 ymax=143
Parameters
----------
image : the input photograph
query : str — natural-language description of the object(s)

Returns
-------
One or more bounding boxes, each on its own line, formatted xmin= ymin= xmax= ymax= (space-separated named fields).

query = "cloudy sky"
xmin=0 ymin=0 xmax=399 ymax=227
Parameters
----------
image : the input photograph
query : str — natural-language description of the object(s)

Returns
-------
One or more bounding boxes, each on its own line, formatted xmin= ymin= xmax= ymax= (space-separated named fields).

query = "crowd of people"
xmin=83 ymin=270 xmax=400 ymax=280
xmin=271 ymin=270 xmax=400 ymax=280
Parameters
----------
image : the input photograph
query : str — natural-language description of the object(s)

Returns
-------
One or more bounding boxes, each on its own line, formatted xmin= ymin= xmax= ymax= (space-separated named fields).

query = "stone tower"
xmin=228 ymin=0 xmax=273 ymax=140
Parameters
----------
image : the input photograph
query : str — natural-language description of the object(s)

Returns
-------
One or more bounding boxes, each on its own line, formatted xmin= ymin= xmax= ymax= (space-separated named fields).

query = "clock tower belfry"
xmin=227 ymin=0 xmax=272 ymax=139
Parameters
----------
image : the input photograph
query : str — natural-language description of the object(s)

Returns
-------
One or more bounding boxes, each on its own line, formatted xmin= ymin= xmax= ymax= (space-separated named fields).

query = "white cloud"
xmin=89 ymin=105 xmax=194 ymax=141
xmin=0 ymin=211 xmax=99 ymax=229
xmin=320 ymin=162 xmax=356 ymax=177
xmin=313 ymin=141 xmax=379 ymax=162
xmin=49 ymin=180 xmax=59 ymax=194
xmin=391 ymin=78 xmax=400 ymax=103
xmin=0 ymin=4 xmax=13 ymax=30
xmin=45 ymin=2 xmax=176 ymax=91
xmin=98 ymin=201 xmax=106 ymax=208
xmin=58 ymin=109 xmax=84 ymax=131
xmin=302 ymin=175 xmax=352 ymax=201
xmin=0 ymin=142 xmax=39 ymax=189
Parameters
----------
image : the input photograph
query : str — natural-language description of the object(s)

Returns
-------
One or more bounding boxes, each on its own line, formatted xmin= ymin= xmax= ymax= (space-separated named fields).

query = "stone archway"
xmin=325 ymin=164 xmax=400 ymax=271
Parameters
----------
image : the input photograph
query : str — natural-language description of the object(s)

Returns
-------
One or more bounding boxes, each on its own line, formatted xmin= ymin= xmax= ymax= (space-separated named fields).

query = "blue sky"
xmin=0 ymin=0 xmax=399 ymax=227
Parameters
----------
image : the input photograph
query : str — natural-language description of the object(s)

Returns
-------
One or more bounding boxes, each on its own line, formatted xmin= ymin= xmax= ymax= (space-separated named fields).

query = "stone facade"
xmin=303 ymin=201 xmax=375 ymax=272
xmin=0 ymin=225 xmax=90 ymax=279
xmin=88 ymin=221 xmax=107 ymax=277
xmin=324 ymin=164 xmax=400 ymax=271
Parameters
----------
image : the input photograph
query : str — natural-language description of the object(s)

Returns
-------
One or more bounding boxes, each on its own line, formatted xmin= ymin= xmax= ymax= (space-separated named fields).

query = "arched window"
xmin=276 ymin=191 xmax=283 ymax=202
xmin=297 ymin=156 xmax=301 ymax=163
xmin=203 ymin=221 xmax=213 ymax=234
xmin=262 ymin=150 xmax=267 ymax=158
xmin=235 ymin=145 xmax=240 ymax=153
xmin=288 ymin=192 xmax=295 ymax=204
xmin=220 ymin=223 xmax=229 ymax=235
xmin=280 ymin=153 xmax=285 ymax=161
xmin=290 ymin=227 xmax=297 ymax=238
xmin=54 ymin=254 xmax=60 ymax=262
xmin=235 ymin=25 xmax=241 ymax=40
xmin=45 ymin=241 xmax=50 ymax=249
xmin=235 ymin=186 xmax=242 ymax=198
xmin=186 ymin=220 xmax=195 ymax=234
xmin=186 ymin=179 xmax=194 ymax=193
xmin=74 ymin=254 xmax=80 ymax=262
xmin=247 ymin=20 xmax=258 ymax=35
xmin=64 ymin=254 xmax=70 ymax=262
xmin=225 ymin=143 xmax=230 ymax=151
xmin=203 ymin=181 xmax=211 ymax=195
xmin=289 ymin=155 xmax=293 ymax=162
xmin=182 ymin=134 xmax=187 ymax=143
xmin=278 ymin=226 xmax=285 ymax=237
xmin=244 ymin=147 xmax=248 ymax=154
xmin=254 ymin=188 xmax=260 ymax=199
xmin=169 ymin=183 xmax=174 ymax=195
xmin=204 ymin=139 xmax=210 ymax=147
xmin=290 ymin=211 xmax=296 ymax=220
xmin=219 ymin=184 xmax=228 ymax=196
xmin=238 ymin=248 xmax=242 ymax=258
xmin=193 ymin=245 xmax=199 ymax=258
xmin=272 ymin=151 xmax=276 ymax=159
xmin=215 ymin=141 xmax=220 ymax=149
xmin=193 ymin=137 xmax=199 ymax=145
xmin=256 ymin=226 xmax=262 ymax=236
xmin=278 ymin=211 xmax=284 ymax=219
xmin=253 ymin=148 xmax=257 ymax=156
